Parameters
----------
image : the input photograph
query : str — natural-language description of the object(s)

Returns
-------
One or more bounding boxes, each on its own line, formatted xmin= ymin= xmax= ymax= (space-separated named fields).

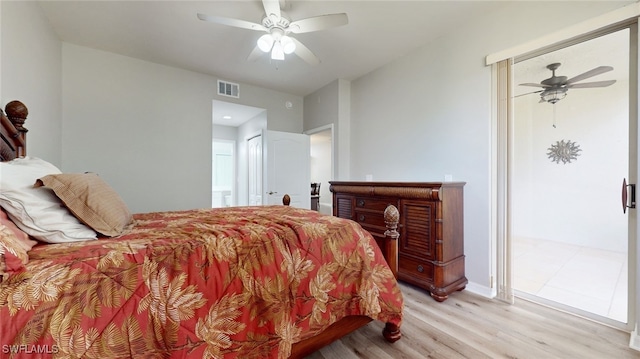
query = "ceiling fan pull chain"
xmin=552 ymin=103 xmax=557 ymax=128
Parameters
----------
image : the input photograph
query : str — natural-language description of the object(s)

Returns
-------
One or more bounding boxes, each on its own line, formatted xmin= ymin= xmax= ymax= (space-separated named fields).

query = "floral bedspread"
xmin=0 ymin=206 xmax=403 ymax=358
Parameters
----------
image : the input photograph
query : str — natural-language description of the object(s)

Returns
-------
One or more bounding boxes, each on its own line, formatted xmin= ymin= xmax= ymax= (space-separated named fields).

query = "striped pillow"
xmin=36 ymin=173 xmax=133 ymax=237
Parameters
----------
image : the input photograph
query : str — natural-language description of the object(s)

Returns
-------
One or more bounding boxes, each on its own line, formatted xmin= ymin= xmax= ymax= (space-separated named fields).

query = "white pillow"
xmin=0 ymin=157 xmax=97 ymax=243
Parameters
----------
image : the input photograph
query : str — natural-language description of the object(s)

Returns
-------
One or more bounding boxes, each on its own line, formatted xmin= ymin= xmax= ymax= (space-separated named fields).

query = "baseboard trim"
xmin=464 ymin=281 xmax=494 ymax=299
xmin=630 ymin=326 xmax=640 ymax=352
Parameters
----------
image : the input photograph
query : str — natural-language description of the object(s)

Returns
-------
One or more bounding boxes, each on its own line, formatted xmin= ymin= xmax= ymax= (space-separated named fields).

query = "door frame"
xmin=488 ymin=5 xmax=640 ymax=336
xmin=305 ymin=123 xmax=335 ymax=183
xmin=212 ymin=138 xmax=236 ymax=208
xmin=306 ymin=124 xmax=335 ymax=211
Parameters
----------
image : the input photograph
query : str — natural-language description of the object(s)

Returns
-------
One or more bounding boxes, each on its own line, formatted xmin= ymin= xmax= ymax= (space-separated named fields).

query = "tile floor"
xmin=512 ymin=236 xmax=627 ymax=323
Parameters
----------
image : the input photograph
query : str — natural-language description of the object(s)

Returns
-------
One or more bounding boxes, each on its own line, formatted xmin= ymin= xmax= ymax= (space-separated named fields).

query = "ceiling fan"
xmin=519 ymin=62 xmax=616 ymax=104
xmin=197 ymin=0 xmax=348 ymax=65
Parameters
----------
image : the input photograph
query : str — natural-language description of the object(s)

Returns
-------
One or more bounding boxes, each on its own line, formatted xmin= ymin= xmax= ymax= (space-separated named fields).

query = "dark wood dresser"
xmin=329 ymin=181 xmax=467 ymax=301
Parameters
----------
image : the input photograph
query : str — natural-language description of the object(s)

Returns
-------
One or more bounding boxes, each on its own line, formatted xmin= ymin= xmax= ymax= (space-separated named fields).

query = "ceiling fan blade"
xmin=262 ymin=0 xmax=281 ymax=20
xmin=566 ymin=80 xmax=617 ymax=88
xmin=291 ymin=38 xmax=320 ymax=65
xmin=289 ymin=13 xmax=349 ymax=34
xmin=519 ymin=83 xmax=551 ymax=88
xmin=197 ymin=13 xmax=266 ymax=31
xmin=515 ymin=90 xmax=543 ymax=98
xmin=247 ymin=45 xmax=264 ymax=62
xmin=566 ymin=66 xmax=613 ymax=84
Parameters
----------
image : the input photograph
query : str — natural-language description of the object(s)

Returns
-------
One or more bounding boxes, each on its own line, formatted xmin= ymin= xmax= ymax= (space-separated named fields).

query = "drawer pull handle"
xmin=359 ymin=214 xmax=365 ymax=221
xmin=357 ymin=199 xmax=365 ymax=207
xmin=417 ymin=265 xmax=424 ymax=273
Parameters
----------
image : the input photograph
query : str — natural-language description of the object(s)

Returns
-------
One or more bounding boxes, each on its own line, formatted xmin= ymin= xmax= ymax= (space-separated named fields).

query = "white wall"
xmin=1 ymin=1 xmax=62 ymax=165
xmin=305 ymin=80 xmax=338 ymax=130
xmin=212 ymin=124 xmax=237 ymax=142
xmin=61 ymin=44 xmax=301 ymax=213
xmin=304 ymin=79 xmax=351 ymax=180
xmin=61 ymin=43 xmax=216 ymax=213
xmin=346 ymin=1 xmax=631 ymax=292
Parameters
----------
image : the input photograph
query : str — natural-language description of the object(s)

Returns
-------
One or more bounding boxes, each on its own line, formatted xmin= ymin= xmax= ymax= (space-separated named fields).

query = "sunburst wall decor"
xmin=547 ymin=139 xmax=582 ymax=164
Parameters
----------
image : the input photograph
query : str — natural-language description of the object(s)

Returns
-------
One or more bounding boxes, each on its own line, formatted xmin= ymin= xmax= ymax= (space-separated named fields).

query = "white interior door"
xmin=263 ymin=130 xmax=310 ymax=208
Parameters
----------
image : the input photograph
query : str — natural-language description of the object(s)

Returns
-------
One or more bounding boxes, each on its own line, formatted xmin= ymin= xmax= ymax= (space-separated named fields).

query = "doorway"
xmin=511 ymin=27 xmax=633 ymax=326
xmin=308 ymin=125 xmax=333 ymax=215
xmin=211 ymin=99 xmax=266 ymax=207
xmin=212 ymin=139 xmax=235 ymax=208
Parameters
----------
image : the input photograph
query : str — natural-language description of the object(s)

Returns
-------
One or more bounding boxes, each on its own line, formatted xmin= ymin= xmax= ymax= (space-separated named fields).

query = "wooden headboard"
xmin=0 ymin=101 xmax=28 ymax=161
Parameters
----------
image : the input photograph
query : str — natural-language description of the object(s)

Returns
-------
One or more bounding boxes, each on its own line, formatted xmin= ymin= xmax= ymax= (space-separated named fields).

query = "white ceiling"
xmin=36 ymin=1 xmax=629 ymax=126
xmin=38 ymin=0 xmax=509 ymax=98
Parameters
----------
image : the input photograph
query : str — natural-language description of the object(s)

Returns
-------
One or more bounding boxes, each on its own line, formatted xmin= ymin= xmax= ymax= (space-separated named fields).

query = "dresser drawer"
xmin=355 ymin=197 xmax=393 ymax=211
xmin=354 ymin=210 xmax=385 ymax=227
xmin=398 ymin=255 xmax=434 ymax=283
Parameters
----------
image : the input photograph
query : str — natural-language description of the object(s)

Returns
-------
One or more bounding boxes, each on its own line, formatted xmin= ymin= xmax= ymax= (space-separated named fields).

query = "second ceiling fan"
xmin=519 ymin=62 xmax=616 ymax=104
xmin=198 ymin=0 xmax=348 ymax=65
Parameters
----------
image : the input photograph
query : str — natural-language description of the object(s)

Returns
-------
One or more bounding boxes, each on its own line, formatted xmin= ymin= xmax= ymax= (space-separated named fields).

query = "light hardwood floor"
xmin=305 ymin=283 xmax=638 ymax=359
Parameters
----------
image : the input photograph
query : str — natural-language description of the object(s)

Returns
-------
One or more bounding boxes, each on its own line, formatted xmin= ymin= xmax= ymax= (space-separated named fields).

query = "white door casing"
xmin=247 ymin=135 xmax=262 ymax=206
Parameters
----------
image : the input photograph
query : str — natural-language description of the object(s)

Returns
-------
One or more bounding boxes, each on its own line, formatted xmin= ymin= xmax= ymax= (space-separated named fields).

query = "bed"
xmin=0 ymin=101 xmax=403 ymax=358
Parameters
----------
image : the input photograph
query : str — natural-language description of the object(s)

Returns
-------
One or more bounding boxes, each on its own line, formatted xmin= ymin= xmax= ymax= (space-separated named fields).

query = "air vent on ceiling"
xmin=218 ymin=80 xmax=239 ymax=98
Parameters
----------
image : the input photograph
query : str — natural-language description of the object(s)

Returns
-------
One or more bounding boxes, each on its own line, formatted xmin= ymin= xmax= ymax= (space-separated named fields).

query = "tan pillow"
xmin=36 ymin=173 xmax=133 ymax=237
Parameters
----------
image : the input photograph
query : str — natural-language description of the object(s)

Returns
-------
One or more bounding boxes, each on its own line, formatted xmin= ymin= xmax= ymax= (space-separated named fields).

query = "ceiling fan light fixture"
xmin=271 ymin=41 xmax=285 ymax=60
xmin=541 ymin=88 xmax=568 ymax=104
xmin=198 ymin=0 xmax=349 ymax=65
xmin=281 ymin=36 xmax=296 ymax=54
xmin=257 ymin=34 xmax=274 ymax=52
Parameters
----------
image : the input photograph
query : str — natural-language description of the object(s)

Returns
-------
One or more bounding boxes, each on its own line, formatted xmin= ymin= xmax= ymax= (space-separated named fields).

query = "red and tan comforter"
xmin=0 ymin=206 xmax=403 ymax=358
